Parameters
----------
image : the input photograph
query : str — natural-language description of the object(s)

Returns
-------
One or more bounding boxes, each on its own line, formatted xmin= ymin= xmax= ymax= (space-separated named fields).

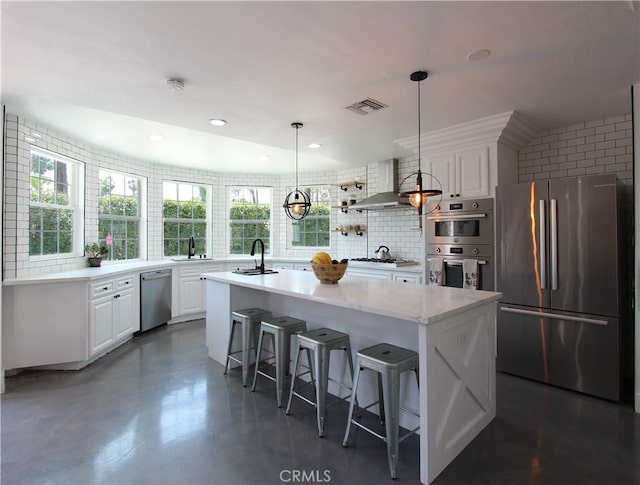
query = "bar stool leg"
xmin=342 ymin=356 xmax=362 ymax=447
xmin=250 ymin=328 xmax=265 ymax=392
xmin=377 ymin=373 xmax=385 ymax=425
xmin=381 ymin=367 xmax=401 ymax=480
xmin=274 ymin=330 xmax=287 ymax=407
xmin=223 ymin=320 xmax=236 ymax=375
xmin=285 ymin=339 xmax=301 ymax=415
xmin=241 ymin=320 xmax=254 ymax=386
xmin=314 ymin=346 xmax=330 ymax=437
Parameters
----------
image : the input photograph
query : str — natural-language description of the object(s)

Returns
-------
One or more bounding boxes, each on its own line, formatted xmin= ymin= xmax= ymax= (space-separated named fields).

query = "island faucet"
xmin=250 ymin=238 xmax=265 ymax=274
xmin=188 ymin=236 xmax=196 ymax=259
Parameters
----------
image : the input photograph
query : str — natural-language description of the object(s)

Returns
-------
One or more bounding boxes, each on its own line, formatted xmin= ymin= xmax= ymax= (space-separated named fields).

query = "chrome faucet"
xmin=188 ymin=236 xmax=196 ymax=259
xmin=250 ymin=238 xmax=265 ymax=274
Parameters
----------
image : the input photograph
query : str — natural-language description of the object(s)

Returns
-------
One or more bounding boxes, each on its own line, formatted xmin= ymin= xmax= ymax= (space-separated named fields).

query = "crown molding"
xmin=395 ymin=110 xmax=539 ymax=155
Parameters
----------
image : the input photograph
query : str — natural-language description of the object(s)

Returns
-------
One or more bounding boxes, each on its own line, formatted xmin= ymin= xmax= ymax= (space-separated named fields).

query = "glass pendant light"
xmin=400 ymin=70 xmax=442 ymax=216
xmin=283 ymin=122 xmax=311 ymax=220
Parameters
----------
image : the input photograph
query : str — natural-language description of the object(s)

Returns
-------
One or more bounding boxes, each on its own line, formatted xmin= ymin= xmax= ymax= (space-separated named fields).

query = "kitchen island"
xmin=203 ymin=269 xmax=501 ymax=484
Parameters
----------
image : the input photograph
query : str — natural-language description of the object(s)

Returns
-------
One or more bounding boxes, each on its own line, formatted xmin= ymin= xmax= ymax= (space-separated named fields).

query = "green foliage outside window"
xmin=228 ymin=187 xmax=271 ymax=255
xmin=290 ymin=185 xmax=331 ymax=248
xmin=163 ymin=198 xmax=208 ymax=257
xmin=292 ymin=205 xmax=331 ymax=247
xmin=29 ymin=152 xmax=75 ymax=256
xmin=229 ymin=202 xmax=271 ymax=254
xmin=98 ymin=171 xmax=141 ymax=261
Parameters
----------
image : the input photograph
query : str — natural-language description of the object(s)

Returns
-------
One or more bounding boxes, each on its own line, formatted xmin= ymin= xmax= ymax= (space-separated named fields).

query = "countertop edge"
xmin=203 ymin=270 xmax=501 ymax=326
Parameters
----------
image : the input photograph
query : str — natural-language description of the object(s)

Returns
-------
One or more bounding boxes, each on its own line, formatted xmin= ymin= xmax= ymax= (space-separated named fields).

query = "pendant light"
xmin=283 ymin=122 xmax=311 ymax=220
xmin=399 ymin=70 xmax=442 ymax=216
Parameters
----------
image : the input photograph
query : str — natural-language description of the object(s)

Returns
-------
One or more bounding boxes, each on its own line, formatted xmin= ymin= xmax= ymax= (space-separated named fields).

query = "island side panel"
xmin=205 ymin=279 xmax=269 ymax=365
xmin=422 ymin=300 xmax=497 ymax=484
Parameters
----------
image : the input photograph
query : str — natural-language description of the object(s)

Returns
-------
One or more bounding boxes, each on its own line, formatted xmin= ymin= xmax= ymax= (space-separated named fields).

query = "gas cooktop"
xmin=350 ymin=258 xmax=419 ymax=268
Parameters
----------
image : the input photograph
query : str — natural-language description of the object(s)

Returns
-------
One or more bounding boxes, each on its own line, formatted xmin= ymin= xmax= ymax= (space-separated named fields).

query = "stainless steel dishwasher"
xmin=140 ymin=269 xmax=172 ymax=332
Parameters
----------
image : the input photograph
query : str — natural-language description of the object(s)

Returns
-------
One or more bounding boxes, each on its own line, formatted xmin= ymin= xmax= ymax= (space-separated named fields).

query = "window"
xmin=290 ymin=185 xmax=331 ymax=247
xmin=228 ymin=187 xmax=271 ymax=254
xmin=29 ymin=148 xmax=84 ymax=257
xmin=163 ymin=181 xmax=209 ymax=257
xmin=98 ymin=170 xmax=144 ymax=261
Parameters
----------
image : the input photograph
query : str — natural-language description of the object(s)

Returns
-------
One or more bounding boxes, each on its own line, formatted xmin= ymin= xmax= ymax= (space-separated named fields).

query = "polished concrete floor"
xmin=2 ymin=319 xmax=639 ymax=485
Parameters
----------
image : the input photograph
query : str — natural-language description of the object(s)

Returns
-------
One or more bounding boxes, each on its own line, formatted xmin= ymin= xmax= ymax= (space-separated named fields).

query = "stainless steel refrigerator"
xmin=496 ymin=174 xmax=620 ymax=401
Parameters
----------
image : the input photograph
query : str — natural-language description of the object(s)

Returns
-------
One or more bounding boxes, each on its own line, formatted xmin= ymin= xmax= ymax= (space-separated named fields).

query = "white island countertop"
xmin=203 ymin=269 xmax=501 ymax=326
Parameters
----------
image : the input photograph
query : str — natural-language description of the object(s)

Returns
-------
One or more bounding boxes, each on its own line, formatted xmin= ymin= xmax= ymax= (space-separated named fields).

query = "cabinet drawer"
xmin=90 ymin=280 xmax=114 ymax=298
xmin=116 ymin=275 xmax=135 ymax=291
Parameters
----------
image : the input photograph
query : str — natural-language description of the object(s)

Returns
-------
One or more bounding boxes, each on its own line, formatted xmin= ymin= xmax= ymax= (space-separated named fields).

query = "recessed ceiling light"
xmin=150 ymin=134 xmax=163 ymax=142
xmin=209 ymin=119 xmax=227 ymax=126
xmin=308 ymin=143 xmax=321 ymax=149
xmin=467 ymin=49 xmax=491 ymax=61
xmin=258 ymin=155 xmax=270 ymax=162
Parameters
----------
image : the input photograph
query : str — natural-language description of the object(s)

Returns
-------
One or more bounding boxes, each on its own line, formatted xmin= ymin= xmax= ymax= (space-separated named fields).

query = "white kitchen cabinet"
xmin=175 ymin=263 xmax=221 ymax=318
xmin=425 ymin=146 xmax=489 ymax=200
xmin=347 ymin=268 xmax=392 ymax=280
xmin=391 ymin=272 xmax=423 ymax=284
xmin=89 ymin=274 xmax=139 ymax=356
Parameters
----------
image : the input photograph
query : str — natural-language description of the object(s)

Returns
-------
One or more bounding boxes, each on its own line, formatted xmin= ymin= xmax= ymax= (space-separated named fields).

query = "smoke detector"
xmin=165 ymin=78 xmax=185 ymax=91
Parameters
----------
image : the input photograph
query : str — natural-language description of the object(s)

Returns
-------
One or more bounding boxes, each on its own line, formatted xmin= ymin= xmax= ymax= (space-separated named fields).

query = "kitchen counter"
xmin=203 ymin=269 xmax=494 ymax=326
xmin=203 ymin=270 xmax=501 ymax=484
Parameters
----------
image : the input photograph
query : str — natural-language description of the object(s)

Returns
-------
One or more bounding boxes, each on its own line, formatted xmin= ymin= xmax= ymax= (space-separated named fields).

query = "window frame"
xmin=28 ymin=147 xmax=84 ymax=260
xmin=162 ymin=180 xmax=211 ymax=259
xmin=98 ymin=169 xmax=146 ymax=262
xmin=286 ymin=184 xmax=331 ymax=250
xmin=227 ymin=186 xmax=273 ymax=256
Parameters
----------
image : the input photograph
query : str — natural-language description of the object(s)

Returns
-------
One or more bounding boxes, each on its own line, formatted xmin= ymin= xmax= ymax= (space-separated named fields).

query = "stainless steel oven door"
xmin=426 ymin=198 xmax=494 ymax=246
xmin=427 ymin=252 xmax=494 ymax=291
xmin=426 ymin=212 xmax=493 ymax=246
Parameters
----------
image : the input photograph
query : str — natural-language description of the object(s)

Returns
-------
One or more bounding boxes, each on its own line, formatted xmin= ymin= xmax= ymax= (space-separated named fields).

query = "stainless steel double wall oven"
xmin=425 ymin=198 xmax=494 ymax=290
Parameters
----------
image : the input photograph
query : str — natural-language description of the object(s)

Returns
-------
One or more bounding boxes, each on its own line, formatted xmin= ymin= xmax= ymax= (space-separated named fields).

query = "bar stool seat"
xmin=342 ymin=343 xmax=420 ymax=480
xmin=224 ymin=308 xmax=272 ymax=386
xmin=251 ymin=315 xmax=307 ymax=407
xmin=285 ymin=328 xmax=356 ymax=437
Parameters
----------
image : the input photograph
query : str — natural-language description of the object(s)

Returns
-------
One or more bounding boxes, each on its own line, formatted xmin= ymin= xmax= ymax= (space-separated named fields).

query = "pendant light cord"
xmin=295 ymin=124 xmax=299 ymax=190
xmin=417 ymin=77 xmax=421 ymax=173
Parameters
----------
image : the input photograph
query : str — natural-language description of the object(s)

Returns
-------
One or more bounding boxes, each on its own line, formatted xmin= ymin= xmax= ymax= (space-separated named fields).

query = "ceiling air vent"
xmin=345 ymin=97 xmax=388 ymax=115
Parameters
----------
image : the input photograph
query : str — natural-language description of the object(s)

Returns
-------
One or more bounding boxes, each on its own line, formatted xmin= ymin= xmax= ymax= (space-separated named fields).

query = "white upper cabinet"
xmin=456 ymin=146 xmax=489 ymax=198
xmin=425 ymin=152 xmax=455 ymax=197
xmin=425 ymin=146 xmax=489 ymax=200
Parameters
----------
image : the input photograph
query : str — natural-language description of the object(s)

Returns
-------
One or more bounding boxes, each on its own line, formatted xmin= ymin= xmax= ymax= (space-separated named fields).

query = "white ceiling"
xmin=2 ymin=1 xmax=639 ymax=174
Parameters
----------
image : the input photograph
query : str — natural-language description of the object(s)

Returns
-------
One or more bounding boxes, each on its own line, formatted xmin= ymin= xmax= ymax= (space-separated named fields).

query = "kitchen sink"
xmin=232 ymin=268 xmax=279 ymax=275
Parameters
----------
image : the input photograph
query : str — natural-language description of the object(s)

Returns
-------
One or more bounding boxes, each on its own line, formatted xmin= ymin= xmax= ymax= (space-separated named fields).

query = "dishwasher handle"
xmin=141 ymin=270 xmax=172 ymax=281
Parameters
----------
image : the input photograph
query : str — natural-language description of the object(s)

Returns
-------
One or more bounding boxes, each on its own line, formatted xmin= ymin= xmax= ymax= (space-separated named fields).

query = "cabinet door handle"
xmin=103 ymin=286 xmax=109 ymax=291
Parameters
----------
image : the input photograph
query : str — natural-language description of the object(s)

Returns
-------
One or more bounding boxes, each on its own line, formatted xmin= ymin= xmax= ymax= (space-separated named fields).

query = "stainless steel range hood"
xmin=350 ymin=159 xmax=411 ymax=210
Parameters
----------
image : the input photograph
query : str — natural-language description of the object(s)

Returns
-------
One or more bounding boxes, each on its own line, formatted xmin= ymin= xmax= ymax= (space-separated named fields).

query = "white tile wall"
xmin=7 ymin=112 xmax=631 ymax=280
xmin=3 ymin=114 xmax=428 ymax=279
xmin=518 ymin=114 xmax=632 ymax=188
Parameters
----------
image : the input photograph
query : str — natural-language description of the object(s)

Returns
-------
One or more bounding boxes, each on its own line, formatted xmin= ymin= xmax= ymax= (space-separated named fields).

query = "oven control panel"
xmin=428 ymin=244 xmax=493 ymax=259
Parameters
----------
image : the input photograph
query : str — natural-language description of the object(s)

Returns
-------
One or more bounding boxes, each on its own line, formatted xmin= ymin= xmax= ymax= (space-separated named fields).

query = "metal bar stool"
xmin=224 ymin=308 xmax=272 ymax=386
xmin=251 ymin=315 xmax=307 ymax=407
xmin=342 ymin=343 xmax=420 ymax=480
xmin=286 ymin=328 xmax=356 ymax=438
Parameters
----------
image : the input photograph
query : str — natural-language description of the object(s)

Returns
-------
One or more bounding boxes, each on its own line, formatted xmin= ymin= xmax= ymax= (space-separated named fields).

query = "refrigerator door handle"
xmin=539 ymin=200 xmax=546 ymax=289
xmin=500 ymin=306 xmax=608 ymax=326
xmin=550 ymin=198 xmax=558 ymax=291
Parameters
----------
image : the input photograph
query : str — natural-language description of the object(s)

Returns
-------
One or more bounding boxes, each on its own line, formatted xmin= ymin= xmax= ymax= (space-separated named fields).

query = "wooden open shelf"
xmin=332 ymin=180 xmax=365 ymax=191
